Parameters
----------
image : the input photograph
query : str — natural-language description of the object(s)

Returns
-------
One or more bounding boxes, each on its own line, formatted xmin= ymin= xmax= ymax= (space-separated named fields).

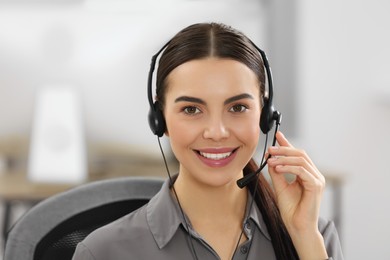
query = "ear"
xmin=161 ymin=101 xmax=169 ymax=137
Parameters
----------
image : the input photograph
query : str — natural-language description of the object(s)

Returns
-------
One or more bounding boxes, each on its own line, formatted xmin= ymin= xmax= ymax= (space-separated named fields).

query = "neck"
xmin=172 ymin=170 xmax=250 ymax=260
xmin=173 ymin=171 xmax=248 ymax=223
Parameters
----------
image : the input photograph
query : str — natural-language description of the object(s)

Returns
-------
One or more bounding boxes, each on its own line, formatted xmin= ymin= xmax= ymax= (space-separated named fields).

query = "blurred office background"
xmin=0 ymin=0 xmax=389 ymax=259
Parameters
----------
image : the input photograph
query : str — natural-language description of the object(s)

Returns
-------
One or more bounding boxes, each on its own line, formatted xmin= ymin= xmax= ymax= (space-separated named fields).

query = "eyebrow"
xmin=174 ymin=96 xmax=206 ymax=105
xmin=174 ymin=93 xmax=254 ymax=105
xmin=223 ymin=93 xmax=254 ymax=105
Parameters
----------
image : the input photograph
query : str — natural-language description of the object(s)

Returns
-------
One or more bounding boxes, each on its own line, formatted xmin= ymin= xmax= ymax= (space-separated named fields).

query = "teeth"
xmin=199 ymin=151 xmax=232 ymax=160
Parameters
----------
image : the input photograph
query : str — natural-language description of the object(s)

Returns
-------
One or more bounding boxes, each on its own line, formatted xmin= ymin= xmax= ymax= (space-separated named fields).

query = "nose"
xmin=203 ymin=115 xmax=230 ymax=141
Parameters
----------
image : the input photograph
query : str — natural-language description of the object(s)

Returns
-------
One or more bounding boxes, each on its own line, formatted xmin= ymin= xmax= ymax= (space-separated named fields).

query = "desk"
xmin=0 ymin=172 xmax=74 ymax=242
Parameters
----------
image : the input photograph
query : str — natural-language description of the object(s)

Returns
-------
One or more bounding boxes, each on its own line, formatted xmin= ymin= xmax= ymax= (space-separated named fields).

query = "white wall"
xmin=297 ymin=0 xmax=390 ymax=258
xmin=0 ymin=0 xmax=266 ymax=157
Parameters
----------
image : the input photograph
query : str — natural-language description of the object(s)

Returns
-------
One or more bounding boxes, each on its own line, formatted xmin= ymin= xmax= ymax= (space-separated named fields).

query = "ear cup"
xmin=148 ymin=101 xmax=166 ymax=137
xmin=260 ymin=97 xmax=276 ymax=134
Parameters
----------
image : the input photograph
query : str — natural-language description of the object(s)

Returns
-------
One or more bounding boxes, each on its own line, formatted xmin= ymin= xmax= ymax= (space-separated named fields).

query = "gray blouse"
xmin=72 ymin=179 xmax=343 ymax=260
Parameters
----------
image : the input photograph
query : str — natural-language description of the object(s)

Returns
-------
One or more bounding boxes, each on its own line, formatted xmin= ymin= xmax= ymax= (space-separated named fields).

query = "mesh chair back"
xmin=4 ymin=177 xmax=164 ymax=260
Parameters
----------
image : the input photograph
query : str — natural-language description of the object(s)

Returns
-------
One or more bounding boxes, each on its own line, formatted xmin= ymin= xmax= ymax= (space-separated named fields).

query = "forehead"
xmin=165 ymin=58 xmax=260 ymax=99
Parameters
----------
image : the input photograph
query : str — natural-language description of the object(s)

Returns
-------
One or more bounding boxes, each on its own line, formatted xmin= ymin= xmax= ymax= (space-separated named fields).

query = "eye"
xmin=229 ymin=104 xmax=247 ymax=113
xmin=183 ymin=106 xmax=201 ymax=115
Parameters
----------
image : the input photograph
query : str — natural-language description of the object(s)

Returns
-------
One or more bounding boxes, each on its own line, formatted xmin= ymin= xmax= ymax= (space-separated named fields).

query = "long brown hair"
xmin=156 ymin=22 xmax=298 ymax=260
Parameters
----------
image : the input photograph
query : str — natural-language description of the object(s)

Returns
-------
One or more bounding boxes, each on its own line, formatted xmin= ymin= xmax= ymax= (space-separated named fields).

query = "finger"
xmin=273 ymin=164 xmax=325 ymax=192
xmin=267 ymin=156 xmax=322 ymax=181
xmin=272 ymin=132 xmax=313 ymax=165
xmin=269 ymin=131 xmax=323 ymax=180
xmin=275 ymin=131 xmax=292 ymax=147
xmin=268 ymin=146 xmax=315 ymax=168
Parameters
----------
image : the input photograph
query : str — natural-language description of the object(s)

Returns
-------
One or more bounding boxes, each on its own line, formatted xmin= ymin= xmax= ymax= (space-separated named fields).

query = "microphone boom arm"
xmin=236 ymin=111 xmax=282 ymax=189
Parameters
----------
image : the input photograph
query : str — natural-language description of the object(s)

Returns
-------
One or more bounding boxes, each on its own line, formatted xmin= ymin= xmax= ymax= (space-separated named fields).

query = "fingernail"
xmin=267 ymin=157 xmax=277 ymax=163
xmin=269 ymin=146 xmax=279 ymax=151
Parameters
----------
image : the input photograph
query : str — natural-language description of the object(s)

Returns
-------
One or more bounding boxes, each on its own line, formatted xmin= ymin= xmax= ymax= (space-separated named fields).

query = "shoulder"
xmin=318 ymin=217 xmax=340 ymax=244
xmin=318 ymin=218 xmax=344 ymax=260
xmin=73 ymin=204 xmax=153 ymax=260
xmin=81 ymin=178 xmax=171 ymax=249
xmin=318 ymin=217 xmax=336 ymax=234
xmin=72 ymin=179 xmax=179 ymax=260
xmin=93 ymin=203 xmax=150 ymax=238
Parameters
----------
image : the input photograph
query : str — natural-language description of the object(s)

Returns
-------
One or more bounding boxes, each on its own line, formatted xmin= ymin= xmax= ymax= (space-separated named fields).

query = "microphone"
xmin=236 ymin=160 xmax=268 ymax=188
xmin=236 ymin=111 xmax=282 ymax=189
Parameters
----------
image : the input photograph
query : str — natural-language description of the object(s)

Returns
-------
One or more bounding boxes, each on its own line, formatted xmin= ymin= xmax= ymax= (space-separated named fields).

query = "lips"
xmin=194 ymin=147 xmax=239 ymax=167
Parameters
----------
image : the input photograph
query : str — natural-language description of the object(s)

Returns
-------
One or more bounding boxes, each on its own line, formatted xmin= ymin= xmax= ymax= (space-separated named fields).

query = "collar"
xmin=245 ymin=193 xmax=272 ymax=241
xmin=146 ymin=177 xmax=271 ymax=249
xmin=146 ymin=178 xmax=182 ymax=249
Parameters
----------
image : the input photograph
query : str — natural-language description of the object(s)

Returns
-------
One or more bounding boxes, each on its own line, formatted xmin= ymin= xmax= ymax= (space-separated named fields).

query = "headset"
xmin=147 ymin=40 xmax=280 ymax=138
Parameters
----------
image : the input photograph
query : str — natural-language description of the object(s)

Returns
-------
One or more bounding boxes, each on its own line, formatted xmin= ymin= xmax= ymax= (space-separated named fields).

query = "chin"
xmin=195 ymin=169 xmax=242 ymax=189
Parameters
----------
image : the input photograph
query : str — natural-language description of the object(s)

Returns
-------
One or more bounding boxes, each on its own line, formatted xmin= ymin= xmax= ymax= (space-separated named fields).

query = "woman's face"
xmin=163 ymin=58 xmax=261 ymax=188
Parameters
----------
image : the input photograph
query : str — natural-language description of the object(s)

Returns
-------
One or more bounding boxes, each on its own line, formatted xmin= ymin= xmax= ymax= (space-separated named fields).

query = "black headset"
xmin=147 ymin=40 xmax=280 ymax=137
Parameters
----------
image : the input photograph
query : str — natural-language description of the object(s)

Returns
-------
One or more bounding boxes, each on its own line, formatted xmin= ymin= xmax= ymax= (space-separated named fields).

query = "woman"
xmin=72 ymin=22 xmax=343 ymax=260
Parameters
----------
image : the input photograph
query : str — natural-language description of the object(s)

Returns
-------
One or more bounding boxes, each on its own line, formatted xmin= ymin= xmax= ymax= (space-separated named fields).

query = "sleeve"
xmin=319 ymin=219 xmax=344 ymax=260
xmin=72 ymin=242 xmax=97 ymax=260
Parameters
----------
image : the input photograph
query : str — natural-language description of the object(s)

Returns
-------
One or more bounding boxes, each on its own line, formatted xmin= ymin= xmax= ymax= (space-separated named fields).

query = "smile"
xmin=194 ymin=147 xmax=238 ymax=167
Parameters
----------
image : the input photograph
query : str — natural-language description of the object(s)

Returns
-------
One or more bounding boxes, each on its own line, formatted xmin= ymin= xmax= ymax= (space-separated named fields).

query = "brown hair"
xmin=156 ymin=22 xmax=298 ymax=260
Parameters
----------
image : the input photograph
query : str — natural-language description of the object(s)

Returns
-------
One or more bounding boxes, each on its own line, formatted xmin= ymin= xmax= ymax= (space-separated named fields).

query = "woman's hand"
xmin=267 ymin=131 xmax=328 ymax=260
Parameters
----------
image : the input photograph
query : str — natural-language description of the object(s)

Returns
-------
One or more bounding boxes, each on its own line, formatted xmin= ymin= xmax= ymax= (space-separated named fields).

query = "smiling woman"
xmin=72 ymin=22 xmax=343 ymax=260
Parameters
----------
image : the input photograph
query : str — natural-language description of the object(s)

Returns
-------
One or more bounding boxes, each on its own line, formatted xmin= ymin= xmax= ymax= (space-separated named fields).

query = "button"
xmin=240 ymin=246 xmax=248 ymax=254
xmin=244 ymin=222 xmax=251 ymax=230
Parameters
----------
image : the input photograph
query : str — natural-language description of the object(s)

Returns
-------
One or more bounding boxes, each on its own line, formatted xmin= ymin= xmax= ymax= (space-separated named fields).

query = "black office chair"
xmin=3 ymin=176 xmax=164 ymax=260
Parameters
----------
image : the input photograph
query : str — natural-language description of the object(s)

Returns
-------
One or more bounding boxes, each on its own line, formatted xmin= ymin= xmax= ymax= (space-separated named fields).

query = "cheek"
xmin=230 ymin=113 xmax=261 ymax=149
xmin=235 ymin=121 xmax=261 ymax=143
xmin=165 ymin=116 xmax=199 ymax=146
